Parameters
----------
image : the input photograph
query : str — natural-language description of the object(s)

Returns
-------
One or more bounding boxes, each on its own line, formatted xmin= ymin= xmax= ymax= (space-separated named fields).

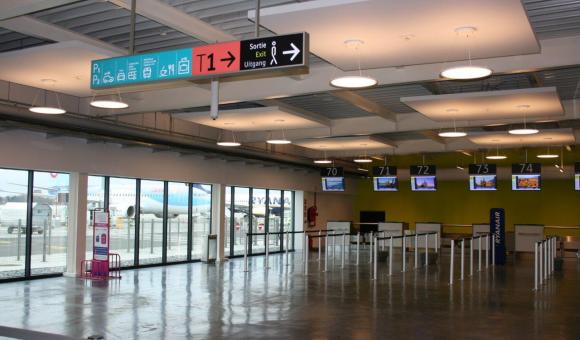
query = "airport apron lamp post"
xmin=330 ymin=39 xmax=377 ymax=89
xmin=440 ymin=27 xmax=492 ymax=80
xmin=28 ymin=79 xmax=66 ymax=114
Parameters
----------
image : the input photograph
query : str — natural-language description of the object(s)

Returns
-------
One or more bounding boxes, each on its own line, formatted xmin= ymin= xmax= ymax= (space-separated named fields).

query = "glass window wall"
xmin=31 ymin=171 xmax=69 ymax=276
xmin=86 ymin=175 xmax=105 ymax=260
xmin=191 ymin=184 xmax=212 ymax=260
xmin=108 ymin=177 xmax=136 ymax=267
xmin=267 ymin=190 xmax=282 ymax=253
xmin=232 ymin=187 xmax=250 ymax=256
xmin=0 ymin=169 xmax=29 ymax=279
xmin=139 ymin=180 xmax=164 ymax=265
xmin=167 ymin=182 xmax=189 ymax=262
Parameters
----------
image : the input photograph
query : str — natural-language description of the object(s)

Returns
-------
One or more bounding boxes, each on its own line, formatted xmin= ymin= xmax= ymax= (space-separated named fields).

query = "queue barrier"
xmin=448 ymin=233 xmax=493 ymax=285
xmin=534 ymin=236 xmax=557 ymax=290
xmin=80 ymin=253 xmax=122 ymax=281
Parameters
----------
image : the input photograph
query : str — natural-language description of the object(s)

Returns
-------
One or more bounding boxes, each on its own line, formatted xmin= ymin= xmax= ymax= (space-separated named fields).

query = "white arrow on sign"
xmin=282 ymin=43 xmax=300 ymax=61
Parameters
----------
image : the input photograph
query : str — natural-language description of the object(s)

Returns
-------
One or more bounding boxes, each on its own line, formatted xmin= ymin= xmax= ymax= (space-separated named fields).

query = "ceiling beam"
xmin=255 ymin=99 xmax=332 ymax=127
xmin=419 ymin=130 xmax=447 ymax=145
xmin=107 ymin=0 xmax=236 ymax=43
xmin=0 ymin=16 xmax=125 ymax=55
xmin=0 ymin=0 xmax=80 ymax=21
xmin=330 ymin=90 xmax=397 ymax=122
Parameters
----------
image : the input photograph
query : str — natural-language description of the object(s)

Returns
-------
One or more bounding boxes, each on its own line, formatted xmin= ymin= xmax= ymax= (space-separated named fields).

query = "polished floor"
xmin=0 ymin=249 xmax=578 ymax=340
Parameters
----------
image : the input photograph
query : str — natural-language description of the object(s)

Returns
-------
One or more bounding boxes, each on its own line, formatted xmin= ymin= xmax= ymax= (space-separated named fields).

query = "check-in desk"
xmin=377 ymin=222 xmax=409 ymax=247
xmin=415 ymin=222 xmax=441 ymax=249
xmin=327 ymin=221 xmax=351 ymax=234
xmin=515 ymin=224 xmax=544 ymax=252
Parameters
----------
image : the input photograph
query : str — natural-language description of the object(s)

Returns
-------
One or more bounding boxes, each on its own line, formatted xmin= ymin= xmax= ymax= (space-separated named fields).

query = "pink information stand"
xmin=81 ymin=210 xmax=121 ymax=280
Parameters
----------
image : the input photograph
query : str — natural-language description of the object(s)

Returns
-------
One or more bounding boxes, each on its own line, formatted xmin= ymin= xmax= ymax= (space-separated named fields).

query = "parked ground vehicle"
xmin=0 ymin=202 xmax=51 ymax=234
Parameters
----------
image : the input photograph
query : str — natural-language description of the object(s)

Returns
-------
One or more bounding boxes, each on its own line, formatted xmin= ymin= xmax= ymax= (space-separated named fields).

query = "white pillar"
xmin=65 ymin=172 xmax=87 ymax=277
xmin=212 ymin=183 xmax=226 ymax=262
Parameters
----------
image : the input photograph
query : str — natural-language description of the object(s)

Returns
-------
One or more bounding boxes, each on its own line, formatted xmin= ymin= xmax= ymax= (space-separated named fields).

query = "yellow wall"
xmin=354 ymin=178 xmax=580 ymax=237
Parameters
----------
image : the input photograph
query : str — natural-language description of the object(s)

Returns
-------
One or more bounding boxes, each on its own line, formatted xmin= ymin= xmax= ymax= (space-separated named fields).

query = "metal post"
xmin=150 ymin=219 xmax=154 ymax=254
xmin=318 ymin=230 xmax=322 ymax=262
xmin=305 ymin=234 xmax=309 ymax=275
xmin=478 ymin=236 xmax=482 ymax=272
xmin=543 ymin=240 xmax=547 ymax=280
xmin=324 ymin=234 xmax=329 ymax=272
xmin=243 ymin=233 xmax=248 ymax=272
xmin=425 ymin=233 xmax=428 ymax=266
xmin=48 ymin=220 xmax=52 ymax=255
xmin=485 ymin=234 xmax=489 ymax=269
xmin=470 ymin=238 xmax=473 ymax=277
xmin=356 ymin=232 xmax=360 ymax=265
xmin=168 ymin=219 xmax=172 ymax=251
xmin=177 ymin=219 xmax=180 ymax=250
xmin=460 ymin=240 xmax=464 ymax=280
xmin=402 ymin=234 xmax=406 ymax=272
xmin=450 ymin=239 xmax=455 ymax=285
xmin=389 ymin=236 xmax=393 ymax=276
xmin=369 ymin=232 xmax=374 ymax=264
xmin=128 ymin=0 xmax=137 ymax=55
xmin=341 ymin=233 xmax=346 ymax=268
xmin=539 ymin=241 xmax=543 ymax=283
xmin=265 ymin=233 xmax=270 ymax=269
xmin=552 ymin=237 xmax=556 ymax=273
xmin=534 ymin=242 xmax=538 ymax=290
xmin=17 ymin=219 xmax=21 ymax=261
xmin=435 ymin=232 xmax=438 ymax=253
xmin=42 ymin=220 xmax=47 ymax=262
xmin=331 ymin=231 xmax=335 ymax=261
xmin=303 ymin=232 xmax=306 ymax=264
xmin=285 ymin=231 xmax=290 ymax=266
xmin=414 ymin=232 xmax=418 ymax=269
xmin=127 ymin=219 xmax=131 ymax=253
xmin=373 ymin=235 xmax=378 ymax=280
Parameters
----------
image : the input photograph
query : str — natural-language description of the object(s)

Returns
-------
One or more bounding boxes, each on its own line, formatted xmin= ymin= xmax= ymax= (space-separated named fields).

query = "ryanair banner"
xmin=490 ymin=208 xmax=506 ymax=265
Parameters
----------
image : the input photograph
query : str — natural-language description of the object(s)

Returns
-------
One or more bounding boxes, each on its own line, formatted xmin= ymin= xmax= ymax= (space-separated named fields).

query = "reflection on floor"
xmin=0 ymin=251 xmax=578 ymax=340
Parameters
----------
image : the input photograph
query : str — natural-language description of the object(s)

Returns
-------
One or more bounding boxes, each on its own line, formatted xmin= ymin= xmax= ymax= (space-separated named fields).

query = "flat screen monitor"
xmin=321 ymin=177 xmax=345 ymax=192
xmin=512 ymin=174 xmax=541 ymax=191
xmin=373 ymin=176 xmax=398 ymax=191
xmin=411 ymin=176 xmax=437 ymax=191
xmin=469 ymin=175 xmax=497 ymax=191
xmin=575 ymin=174 xmax=580 ymax=191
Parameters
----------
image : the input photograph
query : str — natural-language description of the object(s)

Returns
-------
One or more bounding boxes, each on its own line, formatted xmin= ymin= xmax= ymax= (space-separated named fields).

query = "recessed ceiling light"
xmin=29 ymin=106 xmax=66 ymax=114
xmin=438 ymin=131 xmax=467 ymax=138
xmin=330 ymin=75 xmax=377 ymax=89
xmin=441 ymin=66 xmax=492 ymax=80
xmin=508 ymin=128 xmax=539 ymax=135
xmin=90 ymin=100 xmax=129 ymax=109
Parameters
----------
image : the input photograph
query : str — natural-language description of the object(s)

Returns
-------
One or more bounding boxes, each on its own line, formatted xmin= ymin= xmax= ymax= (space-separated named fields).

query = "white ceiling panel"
xmin=251 ymin=0 xmax=540 ymax=70
xmin=295 ymin=135 xmax=393 ymax=151
xmin=174 ymin=106 xmax=327 ymax=131
xmin=400 ymin=87 xmax=564 ymax=122
xmin=468 ymin=129 xmax=575 ymax=146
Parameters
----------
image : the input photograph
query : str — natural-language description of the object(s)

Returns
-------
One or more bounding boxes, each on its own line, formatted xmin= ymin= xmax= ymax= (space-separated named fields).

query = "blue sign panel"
xmin=490 ymin=208 xmax=506 ymax=265
xmin=91 ymin=48 xmax=193 ymax=89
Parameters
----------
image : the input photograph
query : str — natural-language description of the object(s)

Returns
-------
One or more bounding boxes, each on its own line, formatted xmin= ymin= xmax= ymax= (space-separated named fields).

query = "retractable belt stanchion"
xmin=424 ymin=233 xmax=428 ymax=267
xmin=402 ymin=234 xmax=406 ymax=272
xmin=285 ymin=231 xmax=290 ymax=266
xmin=539 ymin=241 xmax=543 ymax=283
xmin=534 ymin=242 xmax=538 ymax=290
xmin=356 ymin=232 xmax=360 ymax=265
xmin=341 ymin=233 xmax=346 ymax=268
xmin=243 ymin=233 xmax=249 ymax=272
xmin=478 ymin=236 xmax=482 ymax=272
xmin=435 ymin=233 xmax=438 ymax=253
xmin=265 ymin=233 xmax=270 ymax=270
xmin=485 ymin=234 xmax=489 ymax=269
xmin=414 ymin=232 xmax=419 ymax=269
xmin=324 ymin=233 xmax=329 ymax=272
xmin=369 ymin=232 xmax=374 ymax=264
xmin=331 ymin=231 xmax=336 ymax=263
xmin=450 ymin=239 xmax=455 ymax=285
xmin=470 ymin=238 xmax=474 ymax=277
xmin=318 ymin=230 xmax=322 ymax=262
xmin=389 ymin=236 xmax=393 ymax=276
xmin=460 ymin=239 xmax=464 ymax=281
xmin=543 ymin=240 xmax=547 ymax=280
xmin=373 ymin=235 xmax=378 ymax=280
xmin=303 ymin=232 xmax=307 ymax=264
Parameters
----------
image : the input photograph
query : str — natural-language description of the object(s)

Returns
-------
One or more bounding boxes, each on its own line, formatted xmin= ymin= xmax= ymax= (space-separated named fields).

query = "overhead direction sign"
xmin=91 ymin=32 xmax=308 ymax=89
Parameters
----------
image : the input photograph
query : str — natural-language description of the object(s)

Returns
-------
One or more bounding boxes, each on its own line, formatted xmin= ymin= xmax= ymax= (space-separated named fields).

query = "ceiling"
xmin=0 ymin=0 xmax=578 ymax=172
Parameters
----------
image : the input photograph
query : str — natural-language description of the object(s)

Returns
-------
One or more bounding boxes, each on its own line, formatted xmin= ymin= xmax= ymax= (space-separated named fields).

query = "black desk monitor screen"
xmin=512 ymin=174 xmax=541 ymax=191
xmin=411 ymin=176 xmax=437 ymax=191
xmin=373 ymin=176 xmax=398 ymax=191
xmin=575 ymin=174 xmax=579 ymax=191
xmin=470 ymin=175 xmax=497 ymax=191
xmin=321 ymin=177 xmax=345 ymax=192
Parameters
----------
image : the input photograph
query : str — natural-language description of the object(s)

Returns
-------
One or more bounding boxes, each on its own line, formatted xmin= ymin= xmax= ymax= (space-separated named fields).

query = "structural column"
xmin=65 ymin=172 xmax=88 ymax=277
xmin=212 ymin=183 xmax=226 ymax=262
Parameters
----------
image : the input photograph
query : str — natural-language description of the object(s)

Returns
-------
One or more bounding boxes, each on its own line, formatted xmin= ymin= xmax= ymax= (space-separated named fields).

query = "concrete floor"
xmin=0 ymin=251 xmax=578 ymax=340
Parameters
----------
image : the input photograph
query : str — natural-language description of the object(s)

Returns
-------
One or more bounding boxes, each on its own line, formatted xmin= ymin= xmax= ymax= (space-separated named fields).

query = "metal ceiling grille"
xmin=279 ymin=92 xmax=373 ymax=119
xmin=523 ymin=0 xmax=580 ymax=39
xmin=355 ymin=84 xmax=432 ymax=113
xmin=0 ymin=28 xmax=52 ymax=53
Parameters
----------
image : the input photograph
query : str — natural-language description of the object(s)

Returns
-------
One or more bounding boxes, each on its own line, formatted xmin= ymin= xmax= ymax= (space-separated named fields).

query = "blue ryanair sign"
xmin=490 ymin=208 xmax=506 ymax=265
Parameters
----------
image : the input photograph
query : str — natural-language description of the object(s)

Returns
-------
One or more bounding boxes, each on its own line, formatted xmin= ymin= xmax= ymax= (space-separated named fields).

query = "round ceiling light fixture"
xmin=440 ymin=66 xmax=492 ymax=80
xmin=509 ymin=104 xmax=538 ymax=135
xmin=314 ymin=159 xmax=332 ymax=164
xmin=90 ymin=91 xmax=129 ymax=109
xmin=353 ymin=157 xmax=373 ymax=163
xmin=438 ymin=131 xmax=467 ymax=138
xmin=330 ymin=39 xmax=377 ymax=89
xmin=216 ymin=128 xmax=241 ymax=147
xmin=29 ymin=79 xmax=66 ymax=114
xmin=537 ymin=146 xmax=558 ymax=159
xmin=485 ymin=145 xmax=507 ymax=160
xmin=266 ymin=120 xmax=292 ymax=144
